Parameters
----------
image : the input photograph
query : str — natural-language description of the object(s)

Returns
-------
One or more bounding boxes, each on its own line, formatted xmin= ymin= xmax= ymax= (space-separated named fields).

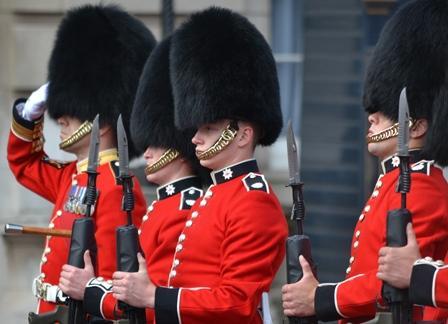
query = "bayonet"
xmin=86 ymin=115 xmax=100 ymax=174
xmin=115 ymin=114 xmax=146 ymax=323
xmin=381 ymin=87 xmax=413 ymax=324
xmin=286 ymin=121 xmax=305 ymax=232
xmin=67 ymin=115 xmax=100 ymax=324
xmin=117 ymin=115 xmax=130 ymax=178
xmin=396 ymin=87 xmax=411 ymax=197
xmin=397 ymin=87 xmax=410 ymax=158
xmin=285 ymin=120 xmax=317 ymax=324
xmin=117 ymin=114 xmax=134 ymax=224
xmin=287 ymin=120 xmax=301 ymax=185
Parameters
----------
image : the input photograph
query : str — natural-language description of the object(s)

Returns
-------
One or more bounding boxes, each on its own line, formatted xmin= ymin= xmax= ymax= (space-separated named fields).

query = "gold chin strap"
xmin=366 ymin=120 xmax=414 ymax=144
xmin=145 ymin=148 xmax=180 ymax=175
xmin=59 ymin=120 xmax=93 ymax=150
xmin=196 ymin=123 xmax=239 ymax=160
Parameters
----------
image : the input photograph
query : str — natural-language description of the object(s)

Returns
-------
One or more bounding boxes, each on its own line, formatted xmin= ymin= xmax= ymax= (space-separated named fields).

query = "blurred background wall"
xmin=0 ymin=0 xmax=425 ymax=322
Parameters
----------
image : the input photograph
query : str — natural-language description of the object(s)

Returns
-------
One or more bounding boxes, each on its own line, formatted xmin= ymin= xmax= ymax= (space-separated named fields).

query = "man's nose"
xmin=192 ymin=133 xmax=201 ymax=145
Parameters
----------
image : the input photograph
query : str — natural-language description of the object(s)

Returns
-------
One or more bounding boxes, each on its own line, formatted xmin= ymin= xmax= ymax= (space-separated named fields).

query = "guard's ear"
xmin=236 ymin=122 xmax=255 ymax=149
xmin=409 ymin=119 xmax=428 ymax=139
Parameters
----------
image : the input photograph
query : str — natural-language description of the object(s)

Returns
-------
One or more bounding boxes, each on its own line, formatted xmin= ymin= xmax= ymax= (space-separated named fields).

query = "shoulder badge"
xmin=41 ymin=156 xmax=70 ymax=169
xmin=180 ymin=187 xmax=203 ymax=210
xmin=411 ymin=160 xmax=434 ymax=176
xmin=242 ymin=173 xmax=269 ymax=193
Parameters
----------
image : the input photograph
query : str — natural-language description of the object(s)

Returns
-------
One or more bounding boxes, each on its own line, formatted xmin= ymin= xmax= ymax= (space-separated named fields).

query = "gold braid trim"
xmin=59 ymin=120 xmax=93 ymax=150
xmin=366 ymin=123 xmax=398 ymax=143
xmin=366 ymin=120 xmax=414 ymax=144
xmin=145 ymin=148 xmax=180 ymax=175
xmin=196 ymin=124 xmax=239 ymax=160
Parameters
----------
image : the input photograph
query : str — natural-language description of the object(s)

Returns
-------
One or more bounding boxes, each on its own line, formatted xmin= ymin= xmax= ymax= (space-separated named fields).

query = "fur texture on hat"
xmin=170 ymin=7 xmax=282 ymax=146
xmin=363 ymin=0 xmax=448 ymax=165
xmin=47 ymin=4 xmax=156 ymax=158
xmin=131 ymin=36 xmax=209 ymax=181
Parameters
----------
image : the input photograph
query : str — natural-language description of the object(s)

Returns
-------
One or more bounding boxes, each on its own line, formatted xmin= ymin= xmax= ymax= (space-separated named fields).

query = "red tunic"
xmin=7 ymin=100 xmax=146 ymax=313
xmin=409 ymin=256 xmax=448 ymax=310
xmin=315 ymin=153 xmax=448 ymax=323
xmin=154 ymin=159 xmax=288 ymax=324
xmin=85 ymin=177 xmax=203 ymax=322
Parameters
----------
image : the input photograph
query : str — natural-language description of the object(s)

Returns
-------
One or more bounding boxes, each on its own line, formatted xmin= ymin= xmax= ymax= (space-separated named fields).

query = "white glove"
xmin=20 ymin=82 xmax=49 ymax=121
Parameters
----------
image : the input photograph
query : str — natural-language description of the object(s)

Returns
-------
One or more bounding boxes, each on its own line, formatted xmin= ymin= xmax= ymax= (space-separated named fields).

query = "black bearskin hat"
xmin=363 ymin=0 xmax=448 ymax=166
xmin=47 ymin=4 xmax=156 ymax=159
xmin=131 ymin=36 xmax=197 ymax=161
xmin=170 ymin=7 xmax=282 ymax=146
xmin=131 ymin=36 xmax=209 ymax=181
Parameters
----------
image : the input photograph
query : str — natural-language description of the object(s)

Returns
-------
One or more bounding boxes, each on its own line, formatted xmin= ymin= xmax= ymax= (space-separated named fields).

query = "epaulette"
xmin=411 ymin=160 xmax=434 ymax=176
xmin=242 ymin=172 xmax=269 ymax=193
xmin=41 ymin=156 xmax=70 ymax=169
xmin=180 ymin=187 xmax=203 ymax=210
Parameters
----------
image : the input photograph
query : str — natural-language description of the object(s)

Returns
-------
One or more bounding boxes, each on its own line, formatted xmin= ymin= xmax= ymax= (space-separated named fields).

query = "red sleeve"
xmin=7 ymin=100 xmax=72 ymax=203
xmin=434 ymin=266 xmax=448 ymax=308
xmin=156 ymin=190 xmax=287 ymax=324
xmin=315 ymin=172 xmax=448 ymax=322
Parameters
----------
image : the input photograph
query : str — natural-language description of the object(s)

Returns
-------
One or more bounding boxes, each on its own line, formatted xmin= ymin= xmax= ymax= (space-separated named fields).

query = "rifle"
xmin=67 ymin=115 xmax=100 ymax=324
xmin=115 ymin=114 xmax=146 ymax=323
xmin=381 ymin=87 xmax=412 ymax=324
xmin=285 ymin=120 xmax=317 ymax=324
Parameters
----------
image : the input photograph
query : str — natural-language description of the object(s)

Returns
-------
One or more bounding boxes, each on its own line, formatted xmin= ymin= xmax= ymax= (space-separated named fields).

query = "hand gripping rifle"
xmin=286 ymin=121 xmax=317 ymax=324
xmin=67 ymin=115 xmax=100 ymax=324
xmin=381 ymin=87 xmax=413 ymax=324
xmin=116 ymin=115 xmax=146 ymax=324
